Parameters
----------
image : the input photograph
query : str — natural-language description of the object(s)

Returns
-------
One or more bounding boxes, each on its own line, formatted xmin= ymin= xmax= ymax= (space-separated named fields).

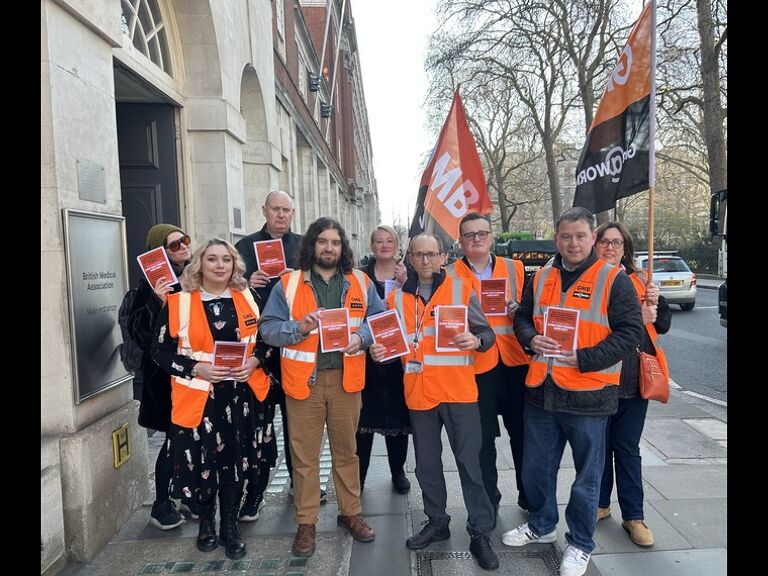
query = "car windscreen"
xmin=642 ymin=258 xmax=690 ymax=273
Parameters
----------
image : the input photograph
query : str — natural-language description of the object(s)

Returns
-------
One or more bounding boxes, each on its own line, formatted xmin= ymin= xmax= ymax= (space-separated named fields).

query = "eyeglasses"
xmin=166 ymin=235 xmax=191 ymax=252
xmin=597 ymin=238 xmax=624 ymax=249
xmin=411 ymin=251 xmax=441 ymax=260
xmin=461 ymin=230 xmax=491 ymax=241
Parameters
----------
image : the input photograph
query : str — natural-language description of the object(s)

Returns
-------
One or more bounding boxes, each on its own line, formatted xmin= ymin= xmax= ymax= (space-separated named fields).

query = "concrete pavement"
xmin=57 ymin=382 xmax=726 ymax=576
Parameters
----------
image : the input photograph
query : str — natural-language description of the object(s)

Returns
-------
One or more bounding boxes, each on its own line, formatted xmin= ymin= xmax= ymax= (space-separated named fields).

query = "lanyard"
xmin=412 ymin=286 xmax=430 ymax=350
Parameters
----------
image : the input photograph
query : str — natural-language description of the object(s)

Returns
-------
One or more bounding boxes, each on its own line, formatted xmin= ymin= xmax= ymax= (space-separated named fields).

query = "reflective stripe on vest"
xmin=168 ymin=290 xmax=270 ymax=427
xmin=527 ymin=261 xmax=621 ymax=390
xmin=279 ymin=269 xmax=368 ymax=399
xmin=281 ymin=347 xmax=316 ymax=363
xmin=447 ymin=257 xmax=528 ymax=371
xmin=423 ymin=354 xmax=474 ymax=366
xmin=390 ymin=277 xmax=477 ymax=410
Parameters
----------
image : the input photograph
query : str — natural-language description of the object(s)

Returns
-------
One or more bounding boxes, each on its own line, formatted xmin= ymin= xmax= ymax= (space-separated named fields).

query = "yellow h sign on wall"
xmin=112 ymin=424 xmax=130 ymax=468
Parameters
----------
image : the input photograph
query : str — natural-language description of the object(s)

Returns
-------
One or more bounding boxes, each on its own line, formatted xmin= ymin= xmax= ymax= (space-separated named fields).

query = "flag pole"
xmin=647 ymin=0 xmax=657 ymax=284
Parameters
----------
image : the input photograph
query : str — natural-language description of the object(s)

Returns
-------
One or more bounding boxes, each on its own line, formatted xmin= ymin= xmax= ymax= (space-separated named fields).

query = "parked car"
xmin=635 ymin=252 xmax=697 ymax=310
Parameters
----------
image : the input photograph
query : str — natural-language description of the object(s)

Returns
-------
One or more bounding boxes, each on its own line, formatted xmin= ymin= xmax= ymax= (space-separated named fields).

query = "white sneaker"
xmin=559 ymin=544 xmax=591 ymax=576
xmin=502 ymin=522 xmax=557 ymax=547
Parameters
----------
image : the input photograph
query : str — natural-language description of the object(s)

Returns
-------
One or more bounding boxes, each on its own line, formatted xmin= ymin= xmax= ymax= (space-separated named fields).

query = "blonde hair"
xmin=370 ymin=224 xmax=399 ymax=248
xmin=180 ymin=238 xmax=249 ymax=292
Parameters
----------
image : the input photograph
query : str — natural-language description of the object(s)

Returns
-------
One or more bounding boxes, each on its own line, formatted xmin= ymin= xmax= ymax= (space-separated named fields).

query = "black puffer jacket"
xmin=514 ymin=250 xmax=643 ymax=416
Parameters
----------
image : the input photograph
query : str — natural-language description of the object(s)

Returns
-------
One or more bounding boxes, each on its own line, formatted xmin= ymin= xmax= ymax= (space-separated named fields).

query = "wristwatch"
xmin=190 ymin=363 xmax=198 ymax=378
xmin=476 ymin=336 xmax=483 ymax=350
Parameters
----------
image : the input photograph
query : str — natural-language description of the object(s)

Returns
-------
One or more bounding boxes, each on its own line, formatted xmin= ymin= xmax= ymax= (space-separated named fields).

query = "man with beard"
xmin=260 ymin=217 xmax=386 ymax=557
xmin=235 ymin=190 xmax=327 ymax=521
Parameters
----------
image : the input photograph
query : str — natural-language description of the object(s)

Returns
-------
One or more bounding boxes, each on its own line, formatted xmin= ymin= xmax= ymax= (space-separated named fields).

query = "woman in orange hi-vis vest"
xmin=151 ymin=238 xmax=272 ymax=560
xmin=594 ymin=222 xmax=671 ymax=549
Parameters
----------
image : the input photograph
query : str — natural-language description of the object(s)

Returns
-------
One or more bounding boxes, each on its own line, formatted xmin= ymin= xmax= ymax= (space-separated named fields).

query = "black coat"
xmin=514 ymin=250 xmax=644 ymax=416
xmin=357 ymin=261 xmax=410 ymax=434
xmin=129 ymin=268 xmax=183 ymax=432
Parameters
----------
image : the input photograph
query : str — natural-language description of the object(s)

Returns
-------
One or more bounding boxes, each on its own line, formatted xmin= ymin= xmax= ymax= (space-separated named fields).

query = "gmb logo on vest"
xmin=350 ymin=296 xmax=364 ymax=310
xmin=572 ymin=282 xmax=593 ymax=300
xmin=243 ymin=313 xmax=258 ymax=327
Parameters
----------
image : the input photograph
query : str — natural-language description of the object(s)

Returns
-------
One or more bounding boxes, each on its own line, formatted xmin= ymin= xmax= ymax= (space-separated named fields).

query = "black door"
xmin=117 ymin=103 xmax=180 ymax=288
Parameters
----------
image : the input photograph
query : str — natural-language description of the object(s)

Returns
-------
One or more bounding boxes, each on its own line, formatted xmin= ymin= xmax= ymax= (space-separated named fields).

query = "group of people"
xmin=129 ymin=193 xmax=669 ymax=576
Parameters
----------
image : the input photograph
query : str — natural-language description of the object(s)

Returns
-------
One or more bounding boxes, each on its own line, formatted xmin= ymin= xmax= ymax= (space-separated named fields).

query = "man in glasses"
xmin=445 ymin=212 xmax=531 ymax=526
xmin=234 ymin=191 xmax=324 ymax=522
xmin=370 ymin=233 xmax=499 ymax=571
xmin=502 ymin=207 xmax=642 ymax=576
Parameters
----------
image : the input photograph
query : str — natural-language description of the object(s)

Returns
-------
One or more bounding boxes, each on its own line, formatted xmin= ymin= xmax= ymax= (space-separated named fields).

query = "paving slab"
xmin=648 ymin=498 xmax=727 ymax=549
xmin=641 ymin=419 xmax=727 ymax=459
xmin=591 ymin=548 xmax=727 ymax=576
xmin=643 ymin=465 xmax=726 ymax=500
xmin=682 ymin=418 xmax=727 ymax=440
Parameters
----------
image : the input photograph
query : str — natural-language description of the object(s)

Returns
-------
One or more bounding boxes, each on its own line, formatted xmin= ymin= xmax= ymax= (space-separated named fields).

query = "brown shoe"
xmin=292 ymin=523 xmax=316 ymax=557
xmin=622 ymin=519 xmax=654 ymax=548
xmin=337 ymin=514 xmax=375 ymax=542
xmin=597 ymin=506 xmax=611 ymax=521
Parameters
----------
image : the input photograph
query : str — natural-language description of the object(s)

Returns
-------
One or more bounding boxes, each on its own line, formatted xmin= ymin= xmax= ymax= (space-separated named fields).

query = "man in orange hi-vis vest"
xmin=445 ymin=212 xmax=530 ymax=524
xmin=259 ymin=217 xmax=386 ymax=558
xmin=501 ymin=207 xmax=643 ymax=576
xmin=371 ymin=233 xmax=500 ymax=571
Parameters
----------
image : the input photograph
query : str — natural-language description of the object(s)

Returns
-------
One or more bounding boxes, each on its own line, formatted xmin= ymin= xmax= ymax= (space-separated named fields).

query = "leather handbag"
xmin=638 ymin=348 xmax=669 ymax=403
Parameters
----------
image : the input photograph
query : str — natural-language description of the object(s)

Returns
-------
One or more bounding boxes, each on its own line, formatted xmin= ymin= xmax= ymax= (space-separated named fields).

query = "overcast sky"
xmin=352 ymin=1 xmax=439 ymax=229
xmin=351 ymin=1 xmax=645 ymax=230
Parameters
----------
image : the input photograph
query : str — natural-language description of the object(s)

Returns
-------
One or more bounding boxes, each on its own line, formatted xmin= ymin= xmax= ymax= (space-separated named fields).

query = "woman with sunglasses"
xmin=129 ymin=224 xmax=193 ymax=530
xmin=593 ymin=222 xmax=671 ymax=548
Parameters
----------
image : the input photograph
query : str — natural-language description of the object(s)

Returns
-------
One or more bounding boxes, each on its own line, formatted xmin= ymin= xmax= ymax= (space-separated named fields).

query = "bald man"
xmin=235 ymin=190 xmax=326 ymax=521
xmin=236 ymin=190 xmax=301 ymax=303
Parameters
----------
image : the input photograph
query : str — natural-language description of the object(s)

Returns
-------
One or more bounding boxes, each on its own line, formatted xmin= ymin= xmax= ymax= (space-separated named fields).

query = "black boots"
xmin=392 ymin=471 xmax=411 ymax=494
xmin=196 ymin=498 xmax=218 ymax=552
xmin=218 ymin=485 xmax=246 ymax=560
xmin=406 ymin=516 xmax=451 ymax=550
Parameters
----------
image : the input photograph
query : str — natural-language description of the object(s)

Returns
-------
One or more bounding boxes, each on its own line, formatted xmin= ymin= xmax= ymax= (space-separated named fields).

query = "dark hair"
xmin=556 ymin=207 xmax=595 ymax=233
xmin=595 ymin=222 xmax=636 ymax=274
xmin=459 ymin=212 xmax=492 ymax=235
xmin=408 ymin=233 xmax=445 ymax=254
xmin=298 ymin=217 xmax=354 ymax=274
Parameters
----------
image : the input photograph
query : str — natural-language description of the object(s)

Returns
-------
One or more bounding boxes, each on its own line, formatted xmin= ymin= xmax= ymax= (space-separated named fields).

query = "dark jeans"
xmin=522 ymin=403 xmax=608 ymax=554
xmin=476 ymin=362 xmax=529 ymax=508
xmin=599 ymin=397 xmax=648 ymax=520
xmin=356 ymin=432 xmax=408 ymax=486
xmin=410 ymin=403 xmax=494 ymax=537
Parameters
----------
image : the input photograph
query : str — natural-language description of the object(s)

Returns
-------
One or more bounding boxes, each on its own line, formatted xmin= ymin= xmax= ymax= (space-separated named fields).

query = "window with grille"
xmin=121 ymin=0 xmax=173 ymax=77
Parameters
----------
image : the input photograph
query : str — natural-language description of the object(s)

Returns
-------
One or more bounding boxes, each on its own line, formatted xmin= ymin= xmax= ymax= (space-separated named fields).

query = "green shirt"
xmin=310 ymin=268 xmax=344 ymax=370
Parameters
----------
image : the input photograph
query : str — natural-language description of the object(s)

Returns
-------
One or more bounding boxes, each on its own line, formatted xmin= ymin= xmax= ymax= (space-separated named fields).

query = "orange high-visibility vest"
xmin=388 ymin=276 xmax=476 ymax=410
xmin=526 ymin=259 xmax=622 ymax=391
xmin=279 ymin=269 xmax=369 ymax=400
xmin=629 ymin=272 xmax=670 ymax=383
xmin=167 ymin=289 xmax=270 ymax=428
xmin=446 ymin=257 xmax=529 ymax=373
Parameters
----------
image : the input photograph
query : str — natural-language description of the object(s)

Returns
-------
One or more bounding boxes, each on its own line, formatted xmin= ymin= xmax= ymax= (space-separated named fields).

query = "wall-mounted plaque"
xmin=62 ymin=209 xmax=132 ymax=403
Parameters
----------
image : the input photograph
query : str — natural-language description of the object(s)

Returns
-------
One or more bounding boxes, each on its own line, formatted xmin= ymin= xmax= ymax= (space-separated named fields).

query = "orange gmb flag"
xmin=573 ymin=1 xmax=654 ymax=213
xmin=409 ymin=87 xmax=491 ymax=244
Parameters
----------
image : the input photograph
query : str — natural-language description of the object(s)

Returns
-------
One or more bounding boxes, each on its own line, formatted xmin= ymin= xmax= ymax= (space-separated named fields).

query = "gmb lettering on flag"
xmin=409 ymin=87 xmax=492 ymax=246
